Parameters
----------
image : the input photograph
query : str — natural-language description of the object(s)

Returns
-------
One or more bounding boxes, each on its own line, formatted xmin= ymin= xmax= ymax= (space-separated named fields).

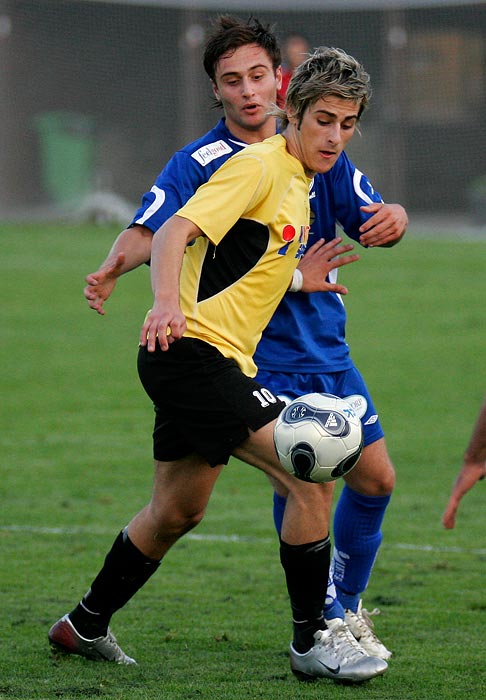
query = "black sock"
xmin=69 ymin=528 xmax=160 ymax=638
xmin=292 ymin=616 xmax=326 ymax=654
xmin=280 ymin=536 xmax=330 ymax=653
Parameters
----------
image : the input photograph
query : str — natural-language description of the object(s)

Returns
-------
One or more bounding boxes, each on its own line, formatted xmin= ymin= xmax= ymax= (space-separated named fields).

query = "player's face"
xmin=286 ymin=95 xmax=360 ymax=176
xmin=212 ymin=43 xmax=282 ymax=143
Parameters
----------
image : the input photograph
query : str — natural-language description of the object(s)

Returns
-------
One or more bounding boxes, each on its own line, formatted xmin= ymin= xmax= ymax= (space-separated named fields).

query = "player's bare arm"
xmin=297 ymin=237 xmax=359 ymax=295
xmin=84 ymin=224 xmax=154 ymax=315
xmin=442 ymin=399 xmax=486 ymax=529
xmin=442 ymin=460 xmax=486 ymax=529
xmin=140 ymin=215 xmax=202 ymax=352
xmin=358 ymin=202 xmax=408 ymax=248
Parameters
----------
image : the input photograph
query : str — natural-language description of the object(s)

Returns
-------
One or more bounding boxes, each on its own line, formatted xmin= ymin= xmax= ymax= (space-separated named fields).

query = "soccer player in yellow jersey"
xmin=49 ymin=47 xmax=388 ymax=683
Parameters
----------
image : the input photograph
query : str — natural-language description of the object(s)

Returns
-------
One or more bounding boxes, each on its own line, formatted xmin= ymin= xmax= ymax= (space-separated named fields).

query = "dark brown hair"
xmin=203 ymin=15 xmax=281 ymax=82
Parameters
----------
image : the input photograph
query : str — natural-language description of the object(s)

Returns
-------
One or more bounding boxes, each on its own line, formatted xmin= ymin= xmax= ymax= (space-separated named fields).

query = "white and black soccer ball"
xmin=274 ymin=392 xmax=363 ymax=483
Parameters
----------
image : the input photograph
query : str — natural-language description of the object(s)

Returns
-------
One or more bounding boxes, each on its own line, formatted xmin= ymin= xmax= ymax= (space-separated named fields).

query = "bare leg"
xmin=128 ymin=454 xmax=224 ymax=559
xmin=343 ymin=437 xmax=395 ymax=496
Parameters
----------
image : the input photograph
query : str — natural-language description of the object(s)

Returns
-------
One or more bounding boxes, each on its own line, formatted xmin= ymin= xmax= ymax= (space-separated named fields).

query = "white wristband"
xmin=289 ymin=268 xmax=303 ymax=292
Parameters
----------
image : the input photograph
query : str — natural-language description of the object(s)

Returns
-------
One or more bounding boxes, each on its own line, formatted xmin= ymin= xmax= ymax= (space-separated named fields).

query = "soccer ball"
xmin=273 ymin=393 xmax=363 ymax=483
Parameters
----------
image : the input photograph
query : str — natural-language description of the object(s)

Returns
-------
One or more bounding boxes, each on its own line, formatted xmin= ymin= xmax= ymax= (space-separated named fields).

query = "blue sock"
xmin=273 ymin=491 xmax=286 ymax=537
xmin=324 ymin=574 xmax=345 ymax=620
xmin=332 ymin=485 xmax=391 ymax=612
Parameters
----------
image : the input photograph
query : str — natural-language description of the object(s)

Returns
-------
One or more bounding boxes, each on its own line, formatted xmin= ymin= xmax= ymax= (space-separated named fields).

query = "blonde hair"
xmin=277 ymin=46 xmax=371 ymax=128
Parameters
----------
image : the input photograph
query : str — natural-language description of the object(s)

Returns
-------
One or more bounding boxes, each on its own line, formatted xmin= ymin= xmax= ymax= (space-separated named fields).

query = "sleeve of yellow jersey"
xmin=176 ymin=152 xmax=270 ymax=246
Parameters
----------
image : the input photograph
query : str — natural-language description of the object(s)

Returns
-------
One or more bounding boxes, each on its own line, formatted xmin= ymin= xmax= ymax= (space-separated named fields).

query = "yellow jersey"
xmin=174 ymin=134 xmax=311 ymax=377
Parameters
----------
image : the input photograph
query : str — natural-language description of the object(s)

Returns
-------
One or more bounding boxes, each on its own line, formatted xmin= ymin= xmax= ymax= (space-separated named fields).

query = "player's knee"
xmin=285 ymin=480 xmax=334 ymax=515
xmin=379 ymin=465 xmax=396 ymax=494
xmin=344 ymin=459 xmax=395 ymax=496
xmin=151 ymin=504 xmax=206 ymax=539
xmin=366 ymin=471 xmax=395 ymax=496
xmin=174 ymin=507 xmax=206 ymax=533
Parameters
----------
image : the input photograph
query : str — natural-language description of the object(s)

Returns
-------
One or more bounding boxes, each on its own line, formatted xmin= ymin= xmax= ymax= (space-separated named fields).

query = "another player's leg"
xmin=49 ymin=455 xmax=222 ymax=663
xmin=278 ymin=498 xmax=349 ymax=640
xmin=263 ymin=368 xmax=394 ymax=666
xmin=235 ymin=426 xmax=388 ymax=683
xmin=332 ymin=437 xmax=394 ymax=660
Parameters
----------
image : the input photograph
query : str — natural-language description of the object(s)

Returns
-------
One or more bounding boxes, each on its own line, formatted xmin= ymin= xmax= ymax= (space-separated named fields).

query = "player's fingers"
xmin=329 ymin=244 xmax=355 ymax=258
xmin=359 ymin=218 xmax=391 ymax=238
xmin=307 ymin=244 xmax=354 ymax=267
xmin=166 ymin=317 xmax=187 ymax=343
xmin=303 ymin=238 xmax=327 ymax=259
xmin=84 ymin=288 xmax=102 ymax=303
xmin=159 ymin=323 xmax=185 ymax=349
xmin=92 ymin=298 xmax=106 ymax=315
xmin=320 ymin=237 xmax=344 ymax=253
xmin=308 ymin=237 xmax=345 ymax=258
xmin=329 ymin=253 xmax=360 ymax=268
xmin=140 ymin=319 xmax=162 ymax=351
xmin=308 ymin=237 xmax=332 ymax=251
xmin=323 ymin=283 xmax=349 ymax=295
xmin=85 ymin=293 xmax=102 ymax=313
xmin=442 ymin=509 xmax=456 ymax=529
xmin=360 ymin=202 xmax=381 ymax=212
xmin=83 ymin=285 xmax=95 ymax=301
xmin=360 ymin=227 xmax=395 ymax=245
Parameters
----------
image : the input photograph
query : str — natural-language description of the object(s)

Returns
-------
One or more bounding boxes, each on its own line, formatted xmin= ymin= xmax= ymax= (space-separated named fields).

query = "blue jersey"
xmin=131 ymin=118 xmax=383 ymax=374
xmin=255 ymin=153 xmax=383 ymax=373
xmin=132 ymin=119 xmax=247 ymax=229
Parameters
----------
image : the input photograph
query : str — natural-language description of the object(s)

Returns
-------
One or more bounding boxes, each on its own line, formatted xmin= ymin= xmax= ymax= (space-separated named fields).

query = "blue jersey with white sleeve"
xmin=130 ymin=117 xmax=383 ymax=374
xmin=131 ymin=119 xmax=247 ymax=231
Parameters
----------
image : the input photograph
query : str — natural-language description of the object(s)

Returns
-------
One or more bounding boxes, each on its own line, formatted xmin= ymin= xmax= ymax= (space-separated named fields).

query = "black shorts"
xmin=137 ymin=338 xmax=285 ymax=467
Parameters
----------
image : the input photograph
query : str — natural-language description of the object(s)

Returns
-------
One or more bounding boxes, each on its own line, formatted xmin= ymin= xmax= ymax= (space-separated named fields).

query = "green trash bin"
xmin=34 ymin=111 xmax=95 ymax=205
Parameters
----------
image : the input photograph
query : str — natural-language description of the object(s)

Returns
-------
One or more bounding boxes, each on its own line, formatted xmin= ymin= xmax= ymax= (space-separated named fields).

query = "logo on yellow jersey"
xmin=278 ymin=224 xmax=310 ymax=258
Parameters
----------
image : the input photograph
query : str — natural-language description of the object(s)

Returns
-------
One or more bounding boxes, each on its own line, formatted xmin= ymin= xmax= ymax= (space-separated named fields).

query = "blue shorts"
xmin=255 ymin=366 xmax=384 ymax=448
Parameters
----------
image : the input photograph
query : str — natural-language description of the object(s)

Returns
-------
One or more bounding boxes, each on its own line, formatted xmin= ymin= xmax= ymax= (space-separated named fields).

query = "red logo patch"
xmin=282 ymin=224 xmax=296 ymax=242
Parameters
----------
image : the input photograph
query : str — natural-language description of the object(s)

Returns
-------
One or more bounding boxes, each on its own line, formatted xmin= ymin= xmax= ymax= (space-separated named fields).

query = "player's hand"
xmin=298 ymin=238 xmax=359 ymax=294
xmin=358 ymin=203 xmax=408 ymax=248
xmin=140 ymin=302 xmax=187 ymax=352
xmin=84 ymin=253 xmax=126 ymax=315
xmin=442 ymin=461 xmax=486 ymax=529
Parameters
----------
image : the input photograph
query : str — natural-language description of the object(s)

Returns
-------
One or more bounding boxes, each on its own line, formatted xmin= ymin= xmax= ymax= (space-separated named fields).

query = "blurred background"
xmin=1 ymin=0 xmax=486 ymax=227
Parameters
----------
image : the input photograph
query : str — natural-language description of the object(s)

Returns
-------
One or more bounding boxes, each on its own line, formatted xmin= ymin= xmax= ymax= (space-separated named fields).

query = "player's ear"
xmin=275 ymin=65 xmax=283 ymax=92
xmin=211 ymin=80 xmax=220 ymax=101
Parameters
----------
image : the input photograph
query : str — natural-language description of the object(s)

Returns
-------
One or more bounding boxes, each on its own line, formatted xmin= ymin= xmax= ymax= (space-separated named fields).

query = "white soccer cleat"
xmin=344 ymin=600 xmax=392 ymax=660
xmin=48 ymin=615 xmax=137 ymax=665
xmin=290 ymin=622 xmax=387 ymax=682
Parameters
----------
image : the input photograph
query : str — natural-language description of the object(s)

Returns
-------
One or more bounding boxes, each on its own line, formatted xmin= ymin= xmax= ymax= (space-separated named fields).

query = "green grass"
xmin=1 ymin=223 xmax=486 ymax=699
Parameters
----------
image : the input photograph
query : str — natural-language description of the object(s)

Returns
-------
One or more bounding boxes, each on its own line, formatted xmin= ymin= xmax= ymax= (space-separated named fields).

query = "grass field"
xmin=1 ymin=222 xmax=485 ymax=699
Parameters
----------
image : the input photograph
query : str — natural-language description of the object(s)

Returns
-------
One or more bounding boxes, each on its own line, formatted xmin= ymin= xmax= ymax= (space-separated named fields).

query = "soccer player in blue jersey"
xmin=80 ymin=15 xmax=406 ymax=665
